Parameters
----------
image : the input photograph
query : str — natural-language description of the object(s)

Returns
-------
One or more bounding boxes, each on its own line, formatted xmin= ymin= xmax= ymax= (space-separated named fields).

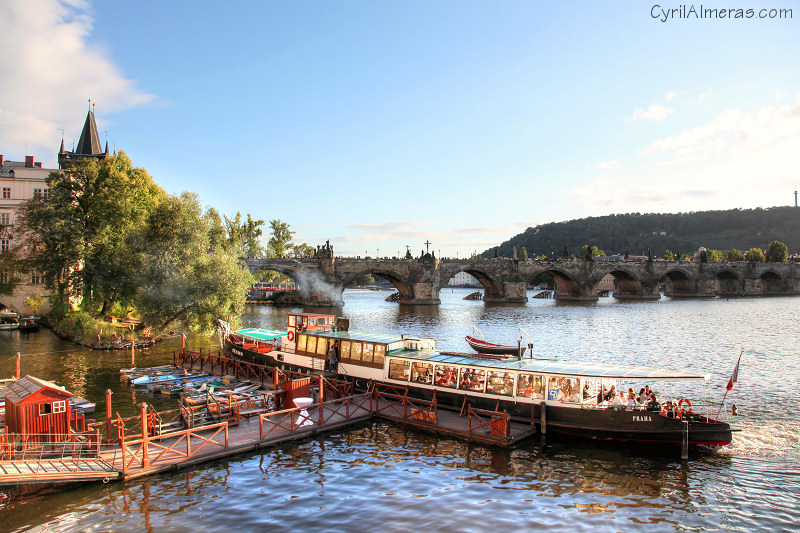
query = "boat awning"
xmin=234 ymin=329 xmax=285 ymax=342
xmin=314 ymin=330 xmax=407 ymax=345
xmin=390 ymin=350 xmax=706 ymax=380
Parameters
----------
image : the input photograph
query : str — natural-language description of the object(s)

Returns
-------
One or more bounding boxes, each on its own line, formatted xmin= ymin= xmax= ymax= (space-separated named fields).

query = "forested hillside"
xmin=485 ymin=207 xmax=800 ymax=259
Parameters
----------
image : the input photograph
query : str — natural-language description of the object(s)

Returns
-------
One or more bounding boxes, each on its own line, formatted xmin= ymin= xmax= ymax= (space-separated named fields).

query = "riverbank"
xmin=42 ymin=313 xmax=174 ymax=350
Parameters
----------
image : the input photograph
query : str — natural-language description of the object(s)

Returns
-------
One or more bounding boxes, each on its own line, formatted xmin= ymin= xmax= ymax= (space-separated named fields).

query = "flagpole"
xmin=716 ymin=349 xmax=743 ymax=418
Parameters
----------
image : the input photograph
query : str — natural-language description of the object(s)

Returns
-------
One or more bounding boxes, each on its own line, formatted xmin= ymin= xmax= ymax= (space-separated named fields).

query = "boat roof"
xmin=388 ymin=349 xmax=705 ymax=380
xmin=315 ymin=330 xmax=409 ymax=344
xmin=235 ymin=329 xmax=286 ymax=341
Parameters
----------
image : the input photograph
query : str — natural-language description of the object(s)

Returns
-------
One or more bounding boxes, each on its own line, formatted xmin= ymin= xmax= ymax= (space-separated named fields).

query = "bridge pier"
xmin=397 ymin=282 xmax=441 ymax=305
xmin=483 ymin=281 xmax=528 ymax=304
xmin=613 ymin=280 xmax=662 ymax=300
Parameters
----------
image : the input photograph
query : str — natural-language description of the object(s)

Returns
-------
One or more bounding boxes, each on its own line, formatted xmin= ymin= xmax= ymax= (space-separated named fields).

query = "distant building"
xmin=1 ymin=107 xmax=107 ymax=314
xmin=447 ymin=271 xmax=481 ymax=287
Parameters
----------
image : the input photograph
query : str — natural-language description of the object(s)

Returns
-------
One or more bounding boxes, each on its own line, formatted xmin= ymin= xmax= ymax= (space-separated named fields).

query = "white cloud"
xmin=591 ymin=160 xmax=621 ymax=170
xmin=0 ymin=0 xmax=155 ymax=162
xmin=665 ymin=91 xmax=677 ymax=101
xmin=777 ymin=91 xmax=788 ymax=100
xmin=697 ymin=90 xmax=714 ymax=103
xmin=625 ymin=104 xmax=674 ymax=122
xmin=572 ymin=95 xmax=800 ymax=214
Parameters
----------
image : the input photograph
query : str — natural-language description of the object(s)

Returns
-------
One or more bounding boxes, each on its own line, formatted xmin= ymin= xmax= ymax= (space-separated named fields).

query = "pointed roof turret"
xmin=75 ymin=108 xmax=103 ymax=156
xmin=59 ymin=136 xmax=65 ymax=154
xmin=104 ymin=140 xmax=109 ymax=155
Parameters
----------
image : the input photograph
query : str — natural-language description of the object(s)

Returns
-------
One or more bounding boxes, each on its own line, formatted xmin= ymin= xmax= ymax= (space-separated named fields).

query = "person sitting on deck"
xmin=626 ymin=391 xmax=638 ymax=410
xmin=604 ymin=385 xmax=617 ymax=402
xmin=638 ymin=388 xmax=648 ymax=404
xmin=610 ymin=391 xmax=625 ymax=410
xmin=583 ymin=384 xmax=593 ymax=400
xmin=646 ymin=393 xmax=660 ymax=412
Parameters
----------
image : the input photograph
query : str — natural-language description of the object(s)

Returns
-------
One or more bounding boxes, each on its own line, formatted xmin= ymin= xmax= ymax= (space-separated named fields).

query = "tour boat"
xmin=0 ymin=311 xmax=20 ymax=330
xmin=223 ymin=313 xmax=736 ymax=448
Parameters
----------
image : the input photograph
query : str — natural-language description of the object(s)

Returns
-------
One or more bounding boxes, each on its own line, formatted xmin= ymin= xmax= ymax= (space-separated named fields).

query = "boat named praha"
xmin=223 ymin=313 xmax=735 ymax=447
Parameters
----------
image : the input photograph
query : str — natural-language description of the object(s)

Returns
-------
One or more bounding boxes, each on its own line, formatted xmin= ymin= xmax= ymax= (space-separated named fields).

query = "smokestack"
xmin=0 ymin=155 xmax=4 ymax=166
xmin=25 ymin=155 xmax=34 ymax=168
xmin=795 ymin=188 xmax=798 ymax=207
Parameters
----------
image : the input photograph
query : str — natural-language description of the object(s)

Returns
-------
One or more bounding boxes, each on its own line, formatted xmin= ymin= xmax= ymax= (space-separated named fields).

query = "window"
xmin=39 ymin=403 xmax=53 ymax=415
xmin=1 ymin=239 xmax=9 ymax=252
xmin=434 ymin=365 xmax=458 ymax=388
xmin=0 ymin=213 xmax=8 ymax=225
xmin=31 ymin=272 xmax=42 ymax=284
xmin=410 ymin=362 xmax=433 ymax=384
xmin=296 ymin=334 xmax=307 ymax=352
xmin=373 ymin=344 xmax=386 ymax=367
xmin=2 ymin=188 xmax=10 ymax=199
xmin=306 ymin=336 xmax=317 ymax=354
xmin=458 ymin=368 xmax=486 ymax=392
xmin=388 ymin=359 xmax=410 ymax=381
xmin=53 ymin=400 xmax=66 ymax=413
xmin=362 ymin=343 xmax=374 ymax=364
xmin=350 ymin=342 xmax=362 ymax=362
xmin=33 ymin=188 xmax=42 ymax=198
xmin=43 ymin=188 xmax=49 ymax=199
xmin=0 ymin=271 xmax=8 ymax=284
xmin=486 ymin=371 xmax=515 ymax=396
xmin=288 ymin=315 xmax=296 ymax=327
xmin=517 ymin=374 xmax=545 ymax=399
xmin=340 ymin=340 xmax=351 ymax=360
xmin=315 ymin=337 xmax=327 ymax=355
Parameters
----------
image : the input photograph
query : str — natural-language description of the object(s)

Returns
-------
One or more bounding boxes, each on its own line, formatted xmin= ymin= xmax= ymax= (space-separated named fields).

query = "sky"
xmin=1 ymin=0 xmax=799 ymax=257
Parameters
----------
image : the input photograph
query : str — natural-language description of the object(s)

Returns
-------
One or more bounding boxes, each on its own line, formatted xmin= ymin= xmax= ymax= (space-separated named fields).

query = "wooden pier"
xmin=1 ymin=352 xmax=537 ymax=487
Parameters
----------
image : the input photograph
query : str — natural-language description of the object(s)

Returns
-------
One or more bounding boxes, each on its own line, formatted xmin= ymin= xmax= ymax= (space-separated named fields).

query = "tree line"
xmin=484 ymin=207 xmax=800 ymax=260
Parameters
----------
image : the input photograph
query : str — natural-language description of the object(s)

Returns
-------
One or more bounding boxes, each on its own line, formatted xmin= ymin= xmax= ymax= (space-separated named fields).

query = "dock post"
xmin=105 ymin=390 xmax=113 ymax=443
xmin=141 ymin=403 xmax=150 ymax=468
xmin=540 ymin=403 xmax=547 ymax=435
xmin=130 ymin=343 xmax=135 ymax=368
xmin=681 ymin=419 xmax=689 ymax=460
xmin=16 ymin=352 xmax=20 ymax=379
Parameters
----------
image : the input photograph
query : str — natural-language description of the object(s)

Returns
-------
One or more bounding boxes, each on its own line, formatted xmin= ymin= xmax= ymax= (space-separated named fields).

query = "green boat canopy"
xmin=234 ymin=329 xmax=285 ymax=342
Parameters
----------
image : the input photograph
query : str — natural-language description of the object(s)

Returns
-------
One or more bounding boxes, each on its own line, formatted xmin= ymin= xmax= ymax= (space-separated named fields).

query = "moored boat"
xmin=465 ymin=335 xmax=525 ymax=356
xmin=223 ymin=312 xmax=736 ymax=448
xmin=0 ymin=311 xmax=20 ymax=330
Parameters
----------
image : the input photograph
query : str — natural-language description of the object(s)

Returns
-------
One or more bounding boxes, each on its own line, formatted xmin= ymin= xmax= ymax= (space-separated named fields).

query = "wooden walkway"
xmin=0 ymin=458 xmax=116 ymax=484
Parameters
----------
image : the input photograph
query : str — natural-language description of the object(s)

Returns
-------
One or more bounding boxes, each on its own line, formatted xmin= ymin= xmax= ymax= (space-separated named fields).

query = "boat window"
xmin=388 ymin=359 xmax=410 ymax=381
xmin=517 ymin=374 xmax=545 ymax=399
xmin=410 ymin=362 xmax=433 ymax=384
xmin=374 ymin=344 xmax=386 ymax=366
xmin=351 ymin=342 xmax=362 ymax=362
xmin=297 ymin=334 xmax=307 ymax=352
xmin=316 ymin=337 xmax=327 ymax=355
xmin=309 ymin=317 xmax=316 ymax=326
xmin=362 ymin=343 xmax=374 ymax=364
xmin=434 ymin=365 xmax=458 ymax=388
xmin=548 ymin=377 xmax=579 ymax=402
xmin=307 ymin=336 xmax=317 ymax=354
xmin=340 ymin=340 xmax=351 ymax=360
xmin=288 ymin=315 xmax=296 ymax=327
xmin=458 ymin=368 xmax=486 ymax=392
xmin=486 ymin=371 xmax=515 ymax=396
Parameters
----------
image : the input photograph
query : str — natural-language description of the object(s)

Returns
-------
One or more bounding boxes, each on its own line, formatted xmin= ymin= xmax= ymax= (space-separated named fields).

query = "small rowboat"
xmin=465 ymin=335 xmax=523 ymax=356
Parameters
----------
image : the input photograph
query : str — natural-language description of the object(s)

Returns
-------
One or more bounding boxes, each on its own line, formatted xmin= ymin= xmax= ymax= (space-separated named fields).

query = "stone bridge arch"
xmin=661 ymin=268 xmax=697 ymax=297
xmin=596 ymin=266 xmax=660 ymax=300
xmin=439 ymin=264 xmax=509 ymax=302
xmin=715 ymin=269 xmax=743 ymax=296
xmin=758 ymin=270 xmax=785 ymax=295
xmin=341 ymin=268 xmax=414 ymax=302
xmin=528 ymin=268 xmax=585 ymax=301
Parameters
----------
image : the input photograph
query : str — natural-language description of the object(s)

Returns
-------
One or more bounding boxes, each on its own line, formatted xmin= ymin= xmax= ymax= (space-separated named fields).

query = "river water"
xmin=1 ymin=289 xmax=798 ymax=532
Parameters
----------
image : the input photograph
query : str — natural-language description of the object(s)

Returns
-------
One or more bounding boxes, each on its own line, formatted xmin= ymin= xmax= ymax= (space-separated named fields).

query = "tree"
xmin=293 ymin=243 xmax=315 ymax=258
xmin=664 ymin=250 xmax=676 ymax=261
xmin=706 ymin=249 xmax=725 ymax=262
xmin=746 ymin=247 xmax=766 ymax=262
xmin=520 ymin=246 xmax=529 ymax=260
xmin=268 ymin=219 xmax=294 ymax=258
xmin=20 ymin=153 xmax=164 ymax=313
xmin=765 ymin=241 xmax=788 ymax=263
xmin=224 ymin=212 xmax=266 ymax=257
xmin=348 ymin=272 xmax=375 ymax=287
xmin=579 ymin=245 xmax=605 ymax=259
xmin=129 ymin=193 xmax=252 ymax=333
xmin=24 ymin=294 xmax=47 ymax=315
xmin=725 ymin=249 xmax=744 ymax=262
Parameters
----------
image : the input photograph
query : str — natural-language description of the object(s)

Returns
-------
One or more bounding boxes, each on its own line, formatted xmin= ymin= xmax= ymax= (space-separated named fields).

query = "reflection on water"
xmin=1 ymin=290 xmax=799 ymax=531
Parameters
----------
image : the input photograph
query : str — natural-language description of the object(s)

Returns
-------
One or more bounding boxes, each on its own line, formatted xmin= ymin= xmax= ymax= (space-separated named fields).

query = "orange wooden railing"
xmin=467 ymin=406 xmax=509 ymax=438
xmin=119 ymin=422 xmax=229 ymax=474
xmin=258 ymin=392 xmax=372 ymax=439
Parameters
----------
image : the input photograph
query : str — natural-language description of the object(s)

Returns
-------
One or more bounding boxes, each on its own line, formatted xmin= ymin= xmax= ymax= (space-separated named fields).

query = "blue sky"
xmin=1 ymin=1 xmax=798 ymax=257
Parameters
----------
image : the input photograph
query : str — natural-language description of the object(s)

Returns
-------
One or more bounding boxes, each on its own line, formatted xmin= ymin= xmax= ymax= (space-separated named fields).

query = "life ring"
xmin=287 ymin=330 xmax=294 ymax=342
xmin=677 ymin=398 xmax=693 ymax=415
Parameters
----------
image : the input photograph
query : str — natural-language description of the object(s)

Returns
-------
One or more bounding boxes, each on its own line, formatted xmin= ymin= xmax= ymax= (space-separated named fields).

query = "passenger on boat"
xmin=583 ymin=384 xmax=593 ymax=400
xmin=646 ymin=393 xmax=660 ymax=412
xmin=604 ymin=385 xmax=617 ymax=402
xmin=626 ymin=391 xmax=638 ymax=410
xmin=638 ymin=388 xmax=648 ymax=403
xmin=610 ymin=392 xmax=625 ymax=410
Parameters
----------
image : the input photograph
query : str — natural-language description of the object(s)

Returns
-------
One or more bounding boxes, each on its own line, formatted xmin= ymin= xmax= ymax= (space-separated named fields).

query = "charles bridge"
xmin=244 ymin=252 xmax=800 ymax=307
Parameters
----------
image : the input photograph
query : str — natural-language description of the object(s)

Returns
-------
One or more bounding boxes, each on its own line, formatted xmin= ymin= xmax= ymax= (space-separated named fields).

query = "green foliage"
xmin=293 ymin=242 xmax=315 ymax=258
xmin=268 ymin=219 xmax=294 ymax=258
xmin=706 ymin=249 xmax=725 ymax=262
xmin=128 ymin=193 xmax=253 ymax=333
xmin=486 ymin=207 xmax=800 ymax=259
xmin=765 ymin=240 xmax=788 ymax=262
xmin=747 ymin=247 xmax=766 ymax=262
xmin=20 ymin=153 xmax=165 ymax=313
xmin=726 ymin=249 xmax=745 ymax=262
xmin=579 ymin=245 xmax=605 ymax=259
xmin=224 ymin=212 xmax=266 ymax=257
xmin=348 ymin=273 xmax=375 ymax=287
xmin=520 ymin=246 xmax=528 ymax=260
xmin=664 ymin=250 xmax=676 ymax=261
xmin=23 ymin=294 xmax=47 ymax=315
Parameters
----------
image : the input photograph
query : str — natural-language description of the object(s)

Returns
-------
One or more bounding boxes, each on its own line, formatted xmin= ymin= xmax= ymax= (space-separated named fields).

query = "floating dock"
xmin=0 ymin=352 xmax=536 ymax=486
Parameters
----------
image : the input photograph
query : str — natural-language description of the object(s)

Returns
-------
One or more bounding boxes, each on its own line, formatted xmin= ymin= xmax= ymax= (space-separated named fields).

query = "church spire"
xmin=75 ymin=102 xmax=102 ymax=156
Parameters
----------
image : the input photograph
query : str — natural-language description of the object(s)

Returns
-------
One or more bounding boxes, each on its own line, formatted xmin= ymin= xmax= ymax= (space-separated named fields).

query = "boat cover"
xmin=235 ymin=329 xmax=286 ymax=342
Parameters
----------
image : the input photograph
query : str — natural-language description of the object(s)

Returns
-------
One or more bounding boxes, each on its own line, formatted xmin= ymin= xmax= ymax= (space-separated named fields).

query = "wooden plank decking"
xmin=0 ymin=458 xmax=116 ymax=484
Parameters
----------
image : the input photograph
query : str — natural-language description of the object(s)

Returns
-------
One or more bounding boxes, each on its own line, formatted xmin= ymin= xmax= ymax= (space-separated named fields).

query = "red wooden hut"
xmin=3 ymin=375 xmax=74 ymax=444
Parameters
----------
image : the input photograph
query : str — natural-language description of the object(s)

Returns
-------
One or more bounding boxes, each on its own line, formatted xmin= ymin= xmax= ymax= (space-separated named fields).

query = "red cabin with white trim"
xmin=3 ymin=375 xmax=74 ymax=442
